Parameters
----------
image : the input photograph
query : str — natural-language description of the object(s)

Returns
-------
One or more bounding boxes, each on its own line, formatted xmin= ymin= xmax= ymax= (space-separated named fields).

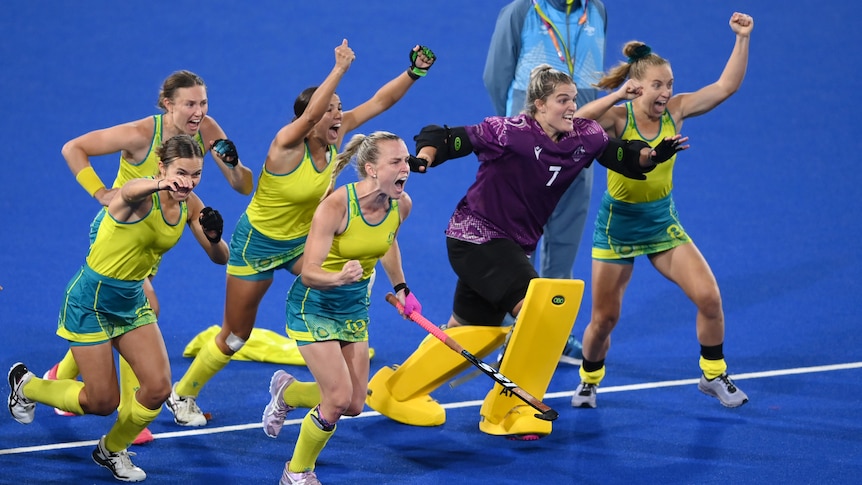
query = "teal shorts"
xmin=592 ymin=191 xmax=691 ymax=264
xmin=285 ymin=277 xmax=371 ymax=345
xmin=227 ymin=212 xmax=306 ymax=281
xmin=56 ymin=265 xmax=157 ymax=346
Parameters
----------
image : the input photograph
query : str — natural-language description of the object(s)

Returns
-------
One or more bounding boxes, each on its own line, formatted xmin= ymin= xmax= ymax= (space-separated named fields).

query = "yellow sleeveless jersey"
xmin=322 ymin=183 xmax=400 ymax=280
xmin=86 ymin=189 xmax=187 ymax=280
xmin=112 ymin=114 xmax=204 ymax=188
xmin=245 ymin=142 xmax=336 ymax=240
xmin=606 ymin=102 xmax=678 ymax=203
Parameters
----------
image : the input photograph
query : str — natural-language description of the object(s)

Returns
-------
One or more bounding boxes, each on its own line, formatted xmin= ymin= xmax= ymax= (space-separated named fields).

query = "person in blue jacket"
xmin=483 ymin=0 xmax=607 ymax=363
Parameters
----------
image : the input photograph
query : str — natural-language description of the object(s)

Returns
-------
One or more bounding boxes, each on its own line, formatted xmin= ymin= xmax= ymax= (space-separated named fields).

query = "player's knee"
xmin=694 ymin=288 xmax=723 ymax=319
xmin=588 ymin=309 xmax=620 ymax=336
xmin=141 ymin=378 xmax=172 ymax=406
xmin=324 ymin=396 xmax=352 ymax=419
xmin=83 ymin=392 xmax=120 ymax=416
xmin=344 ymin=400 xmax=365 ymax=417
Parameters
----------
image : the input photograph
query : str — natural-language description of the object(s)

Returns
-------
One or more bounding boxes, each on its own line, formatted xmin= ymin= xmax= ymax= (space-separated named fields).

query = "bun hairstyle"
xmin=595 ymin=41 xmax=669 ymax=90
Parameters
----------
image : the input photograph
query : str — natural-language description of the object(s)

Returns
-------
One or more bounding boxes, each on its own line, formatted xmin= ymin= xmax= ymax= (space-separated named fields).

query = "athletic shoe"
xmin=92 ymin=435 xmax=146 ymax=482
xmin=263 ymin=370 xmax=296 ymax=438
xmin=164 ymin=383 xmax=207 ymax=426
xmin=559 ymin=335 xmax=584 ymax=365
xmin=8 ymin=362 xmax=36 ymax=424
xmin=279 ymin=461 xmax=321 ymax=485
xmin=131 ymin=427 xmax=154 ymax=445
xmin=698 ymin=373 xmax=749 ymax=408
xmin=570 ymin=382 xmax=597 ymax=408
xmin=42 ymin=363 xmax=76 ymax=417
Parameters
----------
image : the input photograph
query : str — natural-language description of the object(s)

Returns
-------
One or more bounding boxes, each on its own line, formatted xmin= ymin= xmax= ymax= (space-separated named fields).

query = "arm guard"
xmin=596 ymin=138 xmax=654 ymax=181
xmin=413 ymin=125 xmax=474 ymax=167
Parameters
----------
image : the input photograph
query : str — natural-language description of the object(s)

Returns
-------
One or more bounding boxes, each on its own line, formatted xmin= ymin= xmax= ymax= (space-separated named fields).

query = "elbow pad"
xmin=413 ymin=124 xmax=474 ymax=167
xmin=597 ymin=139 xmax=654 ymax=181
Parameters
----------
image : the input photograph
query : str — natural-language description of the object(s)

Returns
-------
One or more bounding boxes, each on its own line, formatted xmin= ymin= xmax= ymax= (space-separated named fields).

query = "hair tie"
xmin=627 ymin=44 xmax=652 ymax=64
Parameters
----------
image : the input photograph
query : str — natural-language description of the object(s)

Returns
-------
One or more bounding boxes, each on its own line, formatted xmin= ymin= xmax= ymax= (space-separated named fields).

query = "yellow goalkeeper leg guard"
xmin=478 ymin=278 xmax=584 ymax=438
xmin=366 ymin=325 xmax=508 ymax=426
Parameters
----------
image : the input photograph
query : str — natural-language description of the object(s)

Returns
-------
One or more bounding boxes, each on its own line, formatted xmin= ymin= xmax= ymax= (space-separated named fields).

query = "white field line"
xmin=2 ymin=361 xmax=860 ymax=455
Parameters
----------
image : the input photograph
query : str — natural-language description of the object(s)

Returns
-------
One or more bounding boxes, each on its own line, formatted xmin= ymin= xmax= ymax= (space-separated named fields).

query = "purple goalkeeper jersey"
xmin=445 ymin=114 xmax=609 ymax=254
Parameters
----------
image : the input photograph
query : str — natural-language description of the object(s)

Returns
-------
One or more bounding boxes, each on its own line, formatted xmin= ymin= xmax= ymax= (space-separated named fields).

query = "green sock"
xmin=699 ymin=356 xmax=727 ymax=380
xmin=105 ymin=396 xmax=161 ymax=452
xmin=284 ymin=381 xmax=321 ymax=409
xmin=55 ymin=350 xmax=79 ymax=380
xmin=579 ymin=364 xmax=606 ymax=385
xmin=289 ymin=408 xmax=335 ymax=473
xmin=23 ymin=376 xmax=85 ymax=415
xmin=176 ymin=338 xmax=231 ymax=397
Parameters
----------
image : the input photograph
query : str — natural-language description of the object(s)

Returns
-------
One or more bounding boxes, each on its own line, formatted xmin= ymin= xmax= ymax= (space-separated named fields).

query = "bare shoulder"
xmin=397 ymin=192 xmax=412 ymax=219
xmin=184 ymin=192 xmax=205 ymax=222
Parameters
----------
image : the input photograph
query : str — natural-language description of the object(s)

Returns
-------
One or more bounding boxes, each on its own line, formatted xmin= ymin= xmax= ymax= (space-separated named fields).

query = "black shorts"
xmin=446 ymin=237 xmax=538 ymax=326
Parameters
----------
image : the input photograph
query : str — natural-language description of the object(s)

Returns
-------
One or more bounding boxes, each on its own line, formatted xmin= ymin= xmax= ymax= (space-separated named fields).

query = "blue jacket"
xmin=483 ymin=0 xmax=607 ymax=116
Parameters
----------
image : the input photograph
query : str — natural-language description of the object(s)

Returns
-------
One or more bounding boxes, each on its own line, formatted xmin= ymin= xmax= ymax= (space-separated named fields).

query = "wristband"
xmin=393 ymin=282 xmax=410 ymax=295
xmin=75 ymin=166 xmax=106 ymax=197
xmin=406 ymin=68 xmax=421 ymax=80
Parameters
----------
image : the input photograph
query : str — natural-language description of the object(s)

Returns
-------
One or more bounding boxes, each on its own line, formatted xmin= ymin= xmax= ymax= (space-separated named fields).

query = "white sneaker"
xmin=262 ymin=370 xmax=296 ymax=438
xmin=92 ymin=435 xmax=146 ymax=482
xmin=570 ymin=382 xmax=598 ymax=409
xmin=164 ymin=383 xmax=207 ymax=426
xmin=42 ymin=363 xmax=76 ymax=417
xmin=279 ymin=461 xmax=321 ymax=485
xmin=698 ymin=373 xmax=749 ymax=408
xmin=8 ymin=362 xmax=36 ymax=424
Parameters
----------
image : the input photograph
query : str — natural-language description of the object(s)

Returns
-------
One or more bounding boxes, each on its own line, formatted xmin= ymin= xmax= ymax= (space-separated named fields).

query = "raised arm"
xmin=574 ymin=79 xmax=643 ymax=137
xmin=673 ymin=12 xmax=753 ymax=120
xmin=341 ymin=45 xmax=436 ymax=135
xmin=62 ymin=119 xmax=153 ymax=206
xmin=268 ymin=39 xmax=356 ymax=166
xmin=199 ymin=116 xmax=254 ymax=195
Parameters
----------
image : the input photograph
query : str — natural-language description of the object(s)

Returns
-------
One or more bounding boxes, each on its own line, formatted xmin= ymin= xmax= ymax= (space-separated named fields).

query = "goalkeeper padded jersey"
xmin=321 ymin=183 xmax=400 ymax=281
xmin=86 ymin=189 xmax=187 ymax=280
xmin=445 ymin=114 xmax=608 ymax=254
xmin=112 ymin=114 xmax=205 ymax=188
xmin=245 ymin=142 xmax=337 ymax=240
xmin=607 ymin=102 xmax=678 ymax=203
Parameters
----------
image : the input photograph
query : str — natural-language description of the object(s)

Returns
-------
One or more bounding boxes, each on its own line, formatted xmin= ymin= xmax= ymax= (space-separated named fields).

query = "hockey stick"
xmin=385 ymin=293 xmax=558 ymax=421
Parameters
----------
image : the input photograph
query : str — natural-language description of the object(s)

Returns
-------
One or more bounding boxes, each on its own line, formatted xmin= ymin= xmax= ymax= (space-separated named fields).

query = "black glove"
xmin=650 ymin=137 xmax=685 ymax=164
xmin=407 ymin=45 xmax=436 ymax=80
xmin=407 ymin=155 xmax=429 ymax=173
xmin=413 ymin=125 xmax=472 ymax=166
xmin=199 ymin=206 xmax=223 ymax=243
xmin=212 ymin=139 xmax=239 ymax=167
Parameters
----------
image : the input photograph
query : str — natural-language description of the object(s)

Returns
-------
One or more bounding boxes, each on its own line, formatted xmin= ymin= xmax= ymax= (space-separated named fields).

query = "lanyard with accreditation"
xmin=530 ymin=0 xmax=588 ymax=77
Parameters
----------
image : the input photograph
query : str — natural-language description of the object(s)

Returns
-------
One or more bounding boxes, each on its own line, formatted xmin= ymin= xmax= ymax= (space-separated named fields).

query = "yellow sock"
xmin=699 ymin=357 xmax=728 ymax=380
xmin=117 ymin=356 xmax=140 ymax=414
xmin=105 ymin=396 xmax=161 ymax=452
xmin=289 ymin=409 xmax=335 ymax=473
xmin=284 ymin=381 xmax=321 ymax=409
xmin=579 ymin=365 xmax=606 ymax=385
xmin=176 ymin=338 xmax=231 ymax=397
xmin=22 ymin=377 xmax=85 ymax=415
xmin=56 ymin=350 xmax=79 ymax=380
